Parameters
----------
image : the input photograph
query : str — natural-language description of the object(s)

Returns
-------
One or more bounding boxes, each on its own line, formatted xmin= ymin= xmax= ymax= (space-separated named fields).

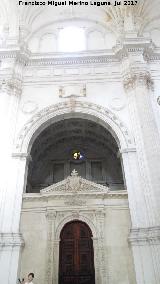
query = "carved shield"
xmin=68 ymin=176 xmax=81 ymax=192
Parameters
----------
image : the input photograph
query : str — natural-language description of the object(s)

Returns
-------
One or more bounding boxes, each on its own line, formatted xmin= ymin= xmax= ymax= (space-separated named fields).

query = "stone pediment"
xmin=40 ymin=169 xmax=108 ymax=195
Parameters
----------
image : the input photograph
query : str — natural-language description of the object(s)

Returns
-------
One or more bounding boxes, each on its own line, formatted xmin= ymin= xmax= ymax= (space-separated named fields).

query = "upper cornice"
xmin=0 ymin=39 xmax=160 ymax=67
xmin=0 ymin=46 xmax=31 ymax=63
xmin=113 ymin=37 xmax=155 ymax=60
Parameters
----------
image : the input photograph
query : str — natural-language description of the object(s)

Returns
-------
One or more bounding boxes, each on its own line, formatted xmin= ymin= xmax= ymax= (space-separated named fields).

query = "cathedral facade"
xmin=0 ymin=1 xmax=160 ymax=284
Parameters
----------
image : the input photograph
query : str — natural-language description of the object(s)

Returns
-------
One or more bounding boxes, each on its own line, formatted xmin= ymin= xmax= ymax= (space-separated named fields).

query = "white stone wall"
xmin=20 ymin=192 xmax=136 ymax=284
xmin=0 ymin=2 xmax=160 ymax=283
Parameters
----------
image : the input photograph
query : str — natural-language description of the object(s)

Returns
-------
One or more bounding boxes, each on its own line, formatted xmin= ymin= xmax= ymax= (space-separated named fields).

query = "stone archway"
xmin=14 ymin=100 xmax=134 ymax=155
xmin=45 ymin=211 xmax=105 ymax=284
xmin=14 ymin=100 xmax=139 ymax=284
xmin=13 ymin=100 xmax=135 ymax=198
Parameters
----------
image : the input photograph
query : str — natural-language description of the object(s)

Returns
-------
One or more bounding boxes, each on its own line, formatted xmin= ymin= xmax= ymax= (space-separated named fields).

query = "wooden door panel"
xmin=62 ymin=252 xmax=74 ymax=274
xmin=79 ymin=276 xmax=94 ymax=284
xmin=59 ymin=221 xmax=95 ymax=284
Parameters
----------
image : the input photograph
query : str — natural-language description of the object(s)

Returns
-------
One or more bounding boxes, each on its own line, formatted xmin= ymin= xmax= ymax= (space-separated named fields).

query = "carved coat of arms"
xmin=66 ymin=169 xmax=82 ymax=192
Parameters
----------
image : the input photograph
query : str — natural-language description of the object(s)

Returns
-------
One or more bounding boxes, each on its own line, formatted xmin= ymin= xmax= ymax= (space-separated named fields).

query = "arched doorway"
xmin=59 ymin=220 xmax=95 ymax=284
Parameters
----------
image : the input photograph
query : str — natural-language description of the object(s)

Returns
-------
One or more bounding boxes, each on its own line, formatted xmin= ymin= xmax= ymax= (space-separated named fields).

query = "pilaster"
xmin=117 ymin=38 xmax=160 ymax=284
xmin=129 ymin=227 xmax=160 ymax=284
xmin=95 ymin=209 xmax=107 ymax=284
xmin=0 ymin=233 xmax=24 ymax=284
xmin=0 ymin=48 xmax=29 ymax=284
xmin=117 ymin=38 xmax=160 ymax=226
xmin=45 ymin=210 xmax=57 ymax=284
xmin=0 ymin=47 xmax=29 ymax=232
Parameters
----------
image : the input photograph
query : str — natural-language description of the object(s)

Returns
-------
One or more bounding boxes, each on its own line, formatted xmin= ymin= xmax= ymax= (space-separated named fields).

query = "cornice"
xmin=22 ymin=190 xmax=128 ymax=201
xmin=148 ymin=49 xmax=160 ymax=62
xmin=0 ymin=42 xmax=160 ymax=68
xmin=28 ymin=54 xmax=118 ymax=67
xmin=0 ymin=47 xmax=30 ymax=63
xmin=114 ymin=37 xmax=155 ymax=59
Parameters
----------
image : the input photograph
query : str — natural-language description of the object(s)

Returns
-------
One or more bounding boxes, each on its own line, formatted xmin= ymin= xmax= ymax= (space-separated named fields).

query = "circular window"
xmin=71 ymin=150 xmax=85 ymax=161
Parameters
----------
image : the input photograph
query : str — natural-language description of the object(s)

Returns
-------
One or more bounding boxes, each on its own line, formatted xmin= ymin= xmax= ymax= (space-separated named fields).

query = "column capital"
xmin=123 ymin=71 xmax=154 ymax=92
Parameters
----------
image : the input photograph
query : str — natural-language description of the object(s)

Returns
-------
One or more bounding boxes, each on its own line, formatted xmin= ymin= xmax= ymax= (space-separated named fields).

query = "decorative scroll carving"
xmin=40 ymin=170 xmax=108 ymax=194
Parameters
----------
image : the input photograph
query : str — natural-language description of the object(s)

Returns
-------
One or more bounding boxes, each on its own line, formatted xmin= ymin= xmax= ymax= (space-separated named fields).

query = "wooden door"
xmin=59 ymin=221 xmax=95 ymax=284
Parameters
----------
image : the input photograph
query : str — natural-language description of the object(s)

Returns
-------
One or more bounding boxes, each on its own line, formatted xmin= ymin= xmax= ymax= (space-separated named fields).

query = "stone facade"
xmin=20 ymin=171 xmax=136 ymax=284
xmin=0 ymin=1 xmax=160 ymax=284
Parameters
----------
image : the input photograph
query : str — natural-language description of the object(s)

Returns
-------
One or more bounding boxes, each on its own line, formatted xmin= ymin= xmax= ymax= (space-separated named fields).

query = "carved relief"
xmin=64 ymin=197 xmax=86 ymax=206
xmin=46 ymin=206 xmax=107 ymax=284
xmin=59 ymin=84 xmax=86 ymax=98
xmin=123 ymin=71 xmax=154 ymax=92
xmin=40 ymin=169 xmax=108 ymax=194
xmin=1 ymin=78 xmax=22 ymax=96
xmin=14 ymin=101 xmax=135 ymax=154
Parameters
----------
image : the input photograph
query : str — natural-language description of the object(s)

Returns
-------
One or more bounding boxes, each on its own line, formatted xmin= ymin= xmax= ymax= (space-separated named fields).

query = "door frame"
xmin=58 ymin=220 xmax=95 ymax=284
xmin=45 ymin=211 xmax=106 ymax=284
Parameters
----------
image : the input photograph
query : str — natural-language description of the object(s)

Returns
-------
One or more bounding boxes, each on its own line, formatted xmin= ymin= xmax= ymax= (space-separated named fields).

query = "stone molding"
xmin=129 ymin=227 xmax=160 ymax=245
xmin=44 ymin=209 xmax=106 ymax=284
xmin=14 ymin=100 xmax=134 ymax=155
xmin=0 ymin=233 xmax=24 ymax=247
xmin=55 ymin=211 xmax=98 ymax=240
xmin=40 ymin=169 xmax=109 ymax=194
xmin=12 ymin=152 xmax=31 ymax=160
xmin=29 ymin=54 xmax=118 ymax=66
xmin=0 ymin=47 xmax=30 ymax=61
xmin=114 ymin=37 xmax=155 ymax=60
xmin=59 ymin=84 xmax=86 ymax=98
xmin=0 ymin=39 xmax=160 ymax=66
xmin=64 ymin=198 xmax=87 ymax=206
xmin=22 ymin=190 xmax=128 ymax=202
